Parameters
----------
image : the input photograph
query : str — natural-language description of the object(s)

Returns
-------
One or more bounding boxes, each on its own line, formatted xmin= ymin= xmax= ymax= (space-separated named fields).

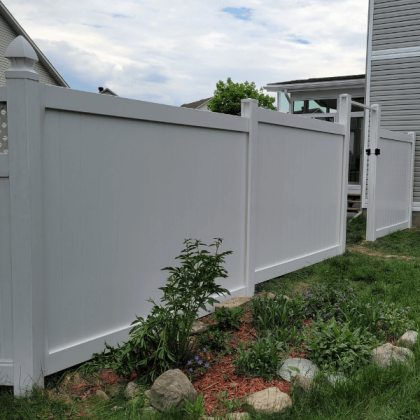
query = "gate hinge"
xmin=375 ymin=148 xmax=380 ymax=156
xmin=366 ymin=148 xmax=371 ymax=156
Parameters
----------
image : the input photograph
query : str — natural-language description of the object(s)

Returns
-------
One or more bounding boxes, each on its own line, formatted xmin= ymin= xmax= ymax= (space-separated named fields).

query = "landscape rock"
xmin=255 ymin=292 xmax=276 ymax=300
xmin=95 ymin=390 xmax=109 ymax=400
xmin=399 ymin=331 xmax=418 ymax=349
xmin=144 ymin=389 xmax=151 ymax=398
xmin=150 ymin=369 xmax=197 ymax=412
xmin=291 ymin=374 xmax=312 ymax=392
xmin=215 ymin=296 xmax=251 ymax=310
xmin=190 ymin=320 xmax=208 ymax=336
xmin=201 ymin=414 xmax=250 ymax=420
xmin=371 ymin=343 xmax=414 ymax=368
xmin=246 ymin=387 xmax=292 ymax=413
xmin=279 ymin=358 xmax=319 ymax=382
xmin=124 ymin=381 xmax=140 ymax=399
xmin=324 ymin=372 xmax=346 ymax=386
xmin=107 ymin=382 xmax=123 ymax=397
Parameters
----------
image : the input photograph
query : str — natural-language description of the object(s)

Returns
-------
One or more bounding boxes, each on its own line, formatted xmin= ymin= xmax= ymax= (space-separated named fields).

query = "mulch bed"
xmin=184 ymin=309 xmax=308 ymax=415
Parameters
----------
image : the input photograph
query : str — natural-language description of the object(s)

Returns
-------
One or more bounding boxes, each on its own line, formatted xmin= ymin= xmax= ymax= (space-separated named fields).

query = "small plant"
xmin=88 ymin=238 xmax=232 ymax=381
xmin=234 ymin=332 xmax=284 ymax=378
xmin=184 ymin=393 xmax=206 ymax=419
xmin=306 ymin=316 xmax=379 ymax=373
xmin=252 ymin=294 xmax=305 ymax=332
xmin=196 ymin=329 xmax=230 ymax=352
xmin=379 ymin=303 xmax=415 ymax=340
xmin=214 ymin=306 xmax=244 ymax=330
xmin=185 ymin=350 xmax=211 ymax=379
xmin=303 ymin=280 xmax=357 ymax=321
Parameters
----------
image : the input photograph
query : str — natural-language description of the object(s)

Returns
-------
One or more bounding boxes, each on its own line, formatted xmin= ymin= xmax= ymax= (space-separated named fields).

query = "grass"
xmin=365 ymin=228 xmax=420 ymax=257
xmin=2 ymin=217 xmax=420 ymax=419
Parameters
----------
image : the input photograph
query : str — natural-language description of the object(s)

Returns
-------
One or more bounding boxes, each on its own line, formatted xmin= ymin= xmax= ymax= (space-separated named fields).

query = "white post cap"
xmin=5 ymin=35 xmax=39 ymax=81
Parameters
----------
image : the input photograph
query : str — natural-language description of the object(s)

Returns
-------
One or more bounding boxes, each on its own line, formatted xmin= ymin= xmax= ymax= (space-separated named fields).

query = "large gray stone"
xmin=246 ymin=387 xmax=292 ymax=413
xmin=124 ymin=381 xmax=140 ymax=399
xmin=291 ymin=374 xmax=312 ymax=392
xmin=215 ymin=296 xmax=251 ymax=309
xmin=399 ymin=331 xmax=418 ymax=349
xmin=150 ymin=369 xmax=197 ymax=412
xmin=279 ymin=358 xmax=319 ymax=382
xmin=190 ymin=320 xmax=208 ymax=336
xmin=371 ymin=343 xmax=413 ymax=368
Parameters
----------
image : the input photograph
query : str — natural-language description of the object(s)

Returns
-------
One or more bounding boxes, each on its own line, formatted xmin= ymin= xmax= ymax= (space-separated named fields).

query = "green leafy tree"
xmin=207 ymin=77 xmax=276 ymax=116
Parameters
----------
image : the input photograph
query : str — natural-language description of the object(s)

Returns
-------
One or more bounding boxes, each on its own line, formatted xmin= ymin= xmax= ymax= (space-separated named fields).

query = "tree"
xmin=207 ymin=77 xmax=276 ymax=116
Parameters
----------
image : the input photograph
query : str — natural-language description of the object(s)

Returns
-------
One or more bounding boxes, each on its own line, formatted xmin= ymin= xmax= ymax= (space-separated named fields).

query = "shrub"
xmin=306 ymin=317 xmax=379 ymax=373
xmin=214 ymin=307 xmax=244 ymax=330
xmin=89 ymin=238 xmax=232 ymax=381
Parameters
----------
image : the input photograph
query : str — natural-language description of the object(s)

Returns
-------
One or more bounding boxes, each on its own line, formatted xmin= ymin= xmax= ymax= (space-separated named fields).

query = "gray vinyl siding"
xmin=369 ymin=1 xmax=420 ymax=202
xmin=0 ymin=15 xmax=58 ymax=86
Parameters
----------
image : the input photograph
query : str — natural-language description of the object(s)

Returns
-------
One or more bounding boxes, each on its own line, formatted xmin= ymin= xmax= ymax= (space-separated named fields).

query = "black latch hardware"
xmin=366 ymin=149 xmax=371 ymax=156
xmin=375 ymin=148 xmax=380 ymax=156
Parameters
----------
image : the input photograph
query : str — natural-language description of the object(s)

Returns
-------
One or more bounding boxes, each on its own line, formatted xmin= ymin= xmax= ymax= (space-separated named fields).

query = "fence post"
xmin=408 ymin=132 xmax=416 ymax=229
xmin=5 ymin=36 xmax=45 ymax=395
xmin=366 ymin=104 xmax=381 ymax=241
xmin=241 ymin=99 xmax=259 ymax=297
xmin=338 ymin=94 xmax=351 ymax=253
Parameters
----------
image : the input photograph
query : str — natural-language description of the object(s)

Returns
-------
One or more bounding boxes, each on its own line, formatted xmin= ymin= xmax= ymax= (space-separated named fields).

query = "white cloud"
xmin=3 ymin=0 xmax=369 ymax=105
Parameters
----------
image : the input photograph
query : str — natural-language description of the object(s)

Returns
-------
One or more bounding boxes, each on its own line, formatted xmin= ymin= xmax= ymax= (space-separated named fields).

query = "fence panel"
xmin=253 ymin=104 xmax=349 ymax=283
xmin=367 ymin=128 xmax=415 ymax=241
xmin=42 ymin=102 xmax=249 ymax=375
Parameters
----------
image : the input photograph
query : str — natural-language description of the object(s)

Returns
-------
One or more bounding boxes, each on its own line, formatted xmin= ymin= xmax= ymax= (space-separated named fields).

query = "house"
xmin=181 ymin=97 xmax=212 ymax=111
xmin=0 ymin=1 xmax=68 ymax=87
xmin=265 ymin=0 xmax=420 ymax=218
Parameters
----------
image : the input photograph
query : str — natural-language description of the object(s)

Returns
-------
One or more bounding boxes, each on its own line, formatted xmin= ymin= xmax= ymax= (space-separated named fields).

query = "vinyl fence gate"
xmin=364 ymin=104 xmax=415 ymax=241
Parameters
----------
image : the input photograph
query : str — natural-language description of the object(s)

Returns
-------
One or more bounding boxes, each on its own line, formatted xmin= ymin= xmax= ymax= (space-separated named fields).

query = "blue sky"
xmin=4 ymin=0 xmax=369 ymax=106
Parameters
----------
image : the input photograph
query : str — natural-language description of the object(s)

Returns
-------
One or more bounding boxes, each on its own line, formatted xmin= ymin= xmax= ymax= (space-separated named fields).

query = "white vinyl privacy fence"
xmin=365 ymin=103 xmax=415 ymax=241
xmin=0 ymin=36 xmax=351 ymax=394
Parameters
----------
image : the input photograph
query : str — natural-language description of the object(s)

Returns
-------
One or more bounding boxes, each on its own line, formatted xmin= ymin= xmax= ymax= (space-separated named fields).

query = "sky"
xmin=3 ymin=0 xmax=369 ymax=107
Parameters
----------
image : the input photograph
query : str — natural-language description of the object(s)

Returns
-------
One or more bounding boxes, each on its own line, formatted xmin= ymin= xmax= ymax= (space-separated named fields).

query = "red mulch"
xmin=183 ymin=310 xmax=308 ymax=415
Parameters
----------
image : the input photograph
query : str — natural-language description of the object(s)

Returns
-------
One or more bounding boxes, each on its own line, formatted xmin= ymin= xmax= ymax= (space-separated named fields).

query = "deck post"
xmin=5 ymin=36 xmax=45 ymax=395
xmin=338 ymin=94 xmax=351 ymax=253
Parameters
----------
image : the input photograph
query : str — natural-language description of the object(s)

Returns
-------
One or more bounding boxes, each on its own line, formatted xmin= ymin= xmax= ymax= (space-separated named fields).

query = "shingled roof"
xmin=267 ymin=74 xmax=365 ymax=86
xmin=180 ymin=97 xmax=213 ymax=109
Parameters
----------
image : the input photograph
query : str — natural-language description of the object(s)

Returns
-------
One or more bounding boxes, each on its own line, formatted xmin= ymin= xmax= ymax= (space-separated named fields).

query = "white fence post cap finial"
xmin=5 ymin=35 xmax=39 ymax=81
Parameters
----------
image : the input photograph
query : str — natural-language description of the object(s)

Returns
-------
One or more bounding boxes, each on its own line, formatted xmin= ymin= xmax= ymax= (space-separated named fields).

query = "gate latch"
xmin=375 ymin=148 xmax=381 ymax=156
xmin=366 ymin=148 xmax=371 ymax=156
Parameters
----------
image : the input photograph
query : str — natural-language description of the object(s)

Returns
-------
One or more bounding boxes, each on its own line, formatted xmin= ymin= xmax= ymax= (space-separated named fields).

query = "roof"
xmin=267 ymin=74 xmax=365 ymax=86
xmin=180 ymin=97 xmax=213 ymax=109
xmin=98 ymin=87 xmax=118 ymax=96
xmin=0 ymin=1 xmax=68 ymax=87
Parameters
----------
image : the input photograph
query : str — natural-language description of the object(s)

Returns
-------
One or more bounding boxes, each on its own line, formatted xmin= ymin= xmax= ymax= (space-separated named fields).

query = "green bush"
xmin=214 ymin=306 xmax=244 ymax=330
xmin=306 ymin=317 xmax=379 ymax=373
xmin=88 ymin=238 xmax=232 ymax=381
xmin=207 ymin=77 xmax=276 ymax=116
xmin=234 ymin=332 xmax=284 ymax=378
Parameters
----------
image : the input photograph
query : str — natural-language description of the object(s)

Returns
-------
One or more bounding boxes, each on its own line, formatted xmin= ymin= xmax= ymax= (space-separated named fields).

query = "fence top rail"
xmin=257 ymin=107 xmax=346 ymax=136
xmin=379 ymin=128 xmax=415 ymax=144
xmin=0 ymin=86 xmax=6 ymax=102
xmin=350 ymin=101 xmax=376 ymax=111
xmin=42 ymin=84 xmax=249 ymax=133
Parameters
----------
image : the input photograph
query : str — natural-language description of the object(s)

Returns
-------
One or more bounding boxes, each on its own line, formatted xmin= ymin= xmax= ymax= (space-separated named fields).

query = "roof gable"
xmin=0 ymin=1 xmax=68 ymax=87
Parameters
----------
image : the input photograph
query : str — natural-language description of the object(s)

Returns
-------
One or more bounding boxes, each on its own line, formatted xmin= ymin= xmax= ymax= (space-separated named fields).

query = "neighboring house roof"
xmin=0 ymin=1 xmax=68 ymax=87
xmin=267 ymin=74 xmax=365 ymax=86
xmin=265 ymin=74 xmax=365 ymax=94
xmin=181 ymin=97 xmax=213 ymax=109
xmin=98 ymin=87 xmax=118 ymax=96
